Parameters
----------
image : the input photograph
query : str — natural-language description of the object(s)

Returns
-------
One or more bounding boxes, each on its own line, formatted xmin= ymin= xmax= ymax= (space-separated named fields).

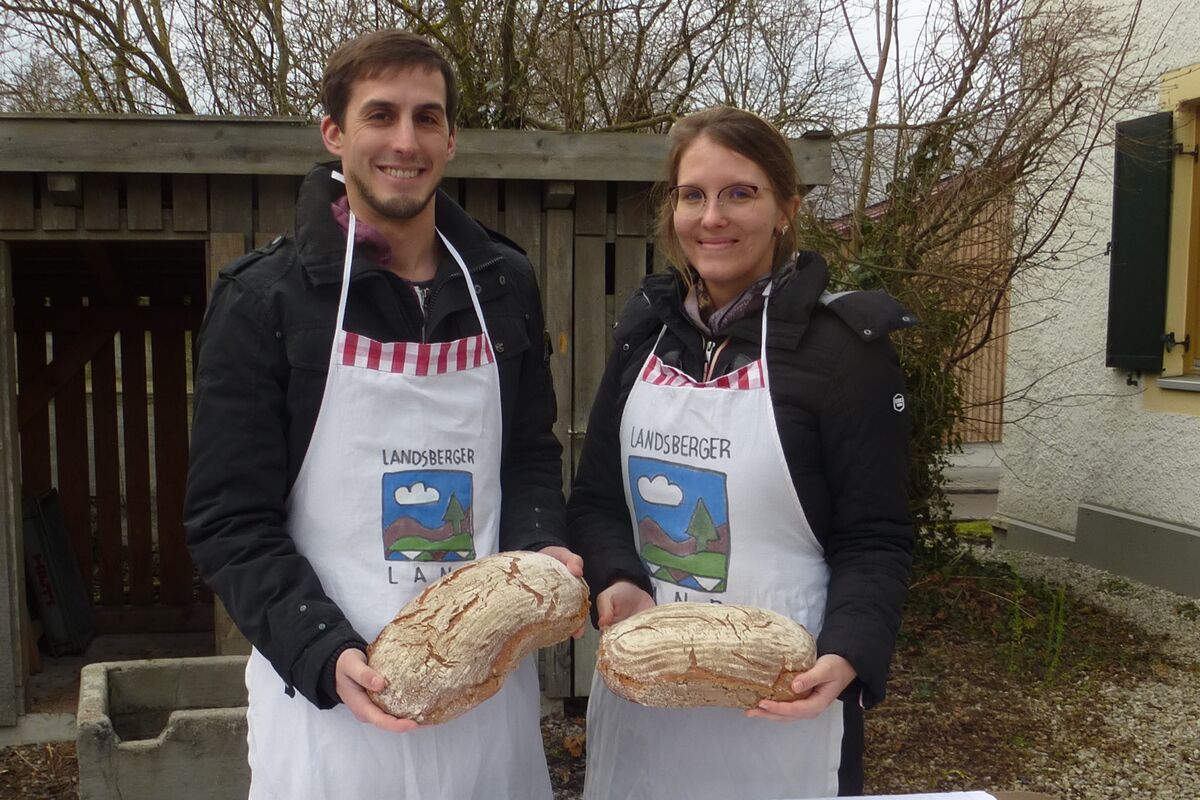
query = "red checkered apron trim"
xmin=337 ymin=331 xmax=494 ymax=375
xmin=639 ymin=353 xmax=764 ymax=390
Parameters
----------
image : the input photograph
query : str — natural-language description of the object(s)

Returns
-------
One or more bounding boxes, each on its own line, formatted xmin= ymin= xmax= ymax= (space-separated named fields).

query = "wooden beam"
xmin=0 ymin=115 xmax=834 ymax=186
xmin=0 ymin=242 xmax=25 ymax=723
xmin=16 ymin=327 xmax=114 ymax=428
xmin=125 ymin=173 xmax=163 ymax=231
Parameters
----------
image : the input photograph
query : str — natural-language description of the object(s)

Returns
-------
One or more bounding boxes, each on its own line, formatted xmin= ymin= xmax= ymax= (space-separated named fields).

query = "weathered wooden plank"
xmin=16 ymin=328 xmax=113 ymax=428
xmin=0 ymin=118 xmax=834 ymax=186
xmin=150 ymin=327 xmax=192 ymax=606
xmin=172 ymin=174 xmax=208 ymax=232
xmin=83 ymin=174 xmax=120 ymax=230
xmin=0 ymin=242 xmax=25 ymax=724
xmin=464 ymin=178 xmax=499 ymax=230
xmin=0 ymin=173 xmax=36 ymax=230
xmin=615 ymin=238 xmax=648 ymax=312
xmin=125 ymin=173 xmax=163 ymax=231
xmin=503 ymin=180 xmax=544 ymax=295
xmin=119 ymin=331 xmax=154 ymax=606
xmin=39 ymin=177 xmax=76 ymax=231
xmin=256 ymin=174 xmax=298 ymax=237
xmin=93 ymin=603 xmax=214 ymax=634
xmin=208 ymin=233 xmax=248 ymax=296
xmin=541 ymin=638 xmax=573 ymax=698
xmin=543 ymin=181 xmax=574 ymax=210
xmin=544 ymin=208 xmax=574 ymax=490
xmin=90 ymin=338 xmax=124 ymax=606
xmin=209 ymin=175 xmax=253 ymax=237
xmin=50 ymin=317 xmax=94 ymax=592
xmin=572 ymin=234 xmax=607 ymax=477
xmin=615 ymin=182 xmax=653 ymax=236
xmin=574 ymin=182 xmax=607 ymax=236
xmin=615 ymin=182 xmax=651 ymax=311
xmin=573 ymin=625 xmax=601 ymax=697
xmin=213 ymin=598 xmax=251 ymax=656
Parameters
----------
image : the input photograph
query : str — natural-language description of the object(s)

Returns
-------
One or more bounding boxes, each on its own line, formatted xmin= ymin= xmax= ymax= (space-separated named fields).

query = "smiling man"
xmin=184 ymin=30 xmax=579 ymax=800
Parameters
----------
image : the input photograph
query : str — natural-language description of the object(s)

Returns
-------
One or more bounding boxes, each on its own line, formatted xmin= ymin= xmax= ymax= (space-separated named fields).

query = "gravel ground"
xmin=978 ymin=547 xmax=1200 ymax=800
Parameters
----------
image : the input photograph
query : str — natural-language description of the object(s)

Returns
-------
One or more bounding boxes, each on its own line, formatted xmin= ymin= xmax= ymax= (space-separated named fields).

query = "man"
xmin=184 ymin=30 xmax=579 ymax=799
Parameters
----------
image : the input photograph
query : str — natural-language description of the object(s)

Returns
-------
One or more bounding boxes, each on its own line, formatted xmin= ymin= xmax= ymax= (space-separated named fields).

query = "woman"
xmin=567 ymin=106 xmax=916 ymax=799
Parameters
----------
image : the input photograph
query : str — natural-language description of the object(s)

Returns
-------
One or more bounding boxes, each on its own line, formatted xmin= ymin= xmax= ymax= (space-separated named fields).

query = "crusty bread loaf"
xmin=597 ymin=603 xmax=816 ymax=708
xmin=367 ymin=551 xmax=589 ymax=724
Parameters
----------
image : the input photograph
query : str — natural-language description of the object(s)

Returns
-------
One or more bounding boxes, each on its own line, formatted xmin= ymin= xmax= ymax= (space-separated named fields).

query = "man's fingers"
xmin=344 ymin=657 xmax=385 ymax=693
xmin=538 ymin=546 xmax=585 ymax=578
xmin=345 ymin=693 xmax=420 ymax=732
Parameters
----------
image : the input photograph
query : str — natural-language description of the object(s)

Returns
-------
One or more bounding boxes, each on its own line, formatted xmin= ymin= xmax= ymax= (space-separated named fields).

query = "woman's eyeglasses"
xmin=668 ymin=184 xmax=765 ymax=216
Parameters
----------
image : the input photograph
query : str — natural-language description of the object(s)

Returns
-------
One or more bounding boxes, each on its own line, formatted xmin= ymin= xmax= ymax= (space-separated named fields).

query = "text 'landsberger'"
xmin=382 ymin=448 xmax=477 ymax=467
xmin=627 ymin=426 xmax=732 ymax=460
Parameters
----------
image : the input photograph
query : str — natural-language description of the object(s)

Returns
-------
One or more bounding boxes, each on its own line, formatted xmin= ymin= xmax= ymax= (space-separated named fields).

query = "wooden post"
xmin=205 ymin=233 xmax=253 ymax=655
xmin=0 ymin=241 xmax=25 ymax=724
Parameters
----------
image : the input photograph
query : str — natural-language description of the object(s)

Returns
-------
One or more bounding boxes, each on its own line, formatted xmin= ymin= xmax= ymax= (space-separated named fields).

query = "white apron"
xmin=584 ymin=284 xmax=844 ymax=800
xmin=245 ymin=200 xmax=551 ymax=800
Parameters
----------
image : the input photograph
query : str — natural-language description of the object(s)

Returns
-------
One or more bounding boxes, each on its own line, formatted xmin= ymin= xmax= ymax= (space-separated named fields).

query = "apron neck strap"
xmin=759 ymin=280 xmax=773 ymax=391
xmin=436 ymin=228 xmax=491 ymax=339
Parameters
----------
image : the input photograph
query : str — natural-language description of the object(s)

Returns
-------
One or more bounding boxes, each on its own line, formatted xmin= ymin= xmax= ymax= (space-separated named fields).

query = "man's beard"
xmin=349 ymin=170 xmax=437 ymax=221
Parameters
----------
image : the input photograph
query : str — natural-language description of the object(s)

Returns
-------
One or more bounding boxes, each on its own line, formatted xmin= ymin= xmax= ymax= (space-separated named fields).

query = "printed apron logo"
xmin=381 ymin=470 xmax=476 ymax=562
xmin=628 ymin=456 xmax=730 ymax=592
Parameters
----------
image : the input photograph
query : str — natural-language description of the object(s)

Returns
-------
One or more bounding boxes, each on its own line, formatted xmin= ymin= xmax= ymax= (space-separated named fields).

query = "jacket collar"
xmin=294 ymin=162 xmax=503 ymax=286
xmin=641 ymin=251 xmax=831 ymax=350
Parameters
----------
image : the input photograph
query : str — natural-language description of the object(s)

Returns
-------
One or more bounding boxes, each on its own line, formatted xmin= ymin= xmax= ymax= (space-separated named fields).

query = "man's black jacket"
xmin=184 ymin=163 xmax=567 ymax=708
xmin=567 ymin=252 xmax=915 ymax=708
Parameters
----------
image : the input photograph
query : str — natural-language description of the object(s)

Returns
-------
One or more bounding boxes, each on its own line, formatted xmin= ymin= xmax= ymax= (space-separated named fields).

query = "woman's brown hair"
xmin=656 ymin=107 xmax=801 ymax=290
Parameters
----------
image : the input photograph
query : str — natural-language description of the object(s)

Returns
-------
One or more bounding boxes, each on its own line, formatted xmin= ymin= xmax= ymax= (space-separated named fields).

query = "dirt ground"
xmin=0 ymin=546 xmax=1183 ymax=799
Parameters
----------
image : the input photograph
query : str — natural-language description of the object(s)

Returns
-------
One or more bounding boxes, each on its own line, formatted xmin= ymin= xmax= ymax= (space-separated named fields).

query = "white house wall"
xmin=998 ymin=0 xmax=1200 ymax=591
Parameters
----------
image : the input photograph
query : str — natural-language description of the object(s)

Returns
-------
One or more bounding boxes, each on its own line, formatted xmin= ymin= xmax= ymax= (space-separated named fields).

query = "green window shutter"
xmin=1106 ymin=111 xmax=1174 ymax=372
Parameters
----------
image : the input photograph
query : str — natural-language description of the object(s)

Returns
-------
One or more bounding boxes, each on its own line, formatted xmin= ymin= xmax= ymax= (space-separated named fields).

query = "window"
xmin=1108 ymin=65 xmax=1200 ymax=407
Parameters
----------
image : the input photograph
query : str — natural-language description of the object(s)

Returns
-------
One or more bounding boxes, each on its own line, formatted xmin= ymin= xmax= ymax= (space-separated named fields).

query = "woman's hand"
xmin=335 ymin=648 xmax=422 ymax=733
xmin=745 ymin=653 xmax=857 ymax=721
xmin=596 ymin=579 xmax=655 ymax=629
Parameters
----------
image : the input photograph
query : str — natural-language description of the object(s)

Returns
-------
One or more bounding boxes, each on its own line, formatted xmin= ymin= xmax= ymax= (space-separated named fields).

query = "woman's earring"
xmin=775 ymin=224 xmax=790 ymax=237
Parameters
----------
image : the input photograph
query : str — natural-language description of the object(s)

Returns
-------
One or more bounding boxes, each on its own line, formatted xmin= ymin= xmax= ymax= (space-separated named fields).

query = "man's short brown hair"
xmin=321 ymin=30 xmax=458 ymax=129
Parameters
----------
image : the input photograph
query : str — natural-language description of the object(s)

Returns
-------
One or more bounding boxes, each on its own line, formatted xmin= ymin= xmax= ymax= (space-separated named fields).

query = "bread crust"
xmin=367 ymin=551 xmax=589 ymax=724
xmin=597 ymin=603 xmax=816 ymax=708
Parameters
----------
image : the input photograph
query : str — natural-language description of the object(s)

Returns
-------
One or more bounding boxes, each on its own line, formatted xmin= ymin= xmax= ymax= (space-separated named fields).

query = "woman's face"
xmin=672 ymin=135 xmax=794 ymax=307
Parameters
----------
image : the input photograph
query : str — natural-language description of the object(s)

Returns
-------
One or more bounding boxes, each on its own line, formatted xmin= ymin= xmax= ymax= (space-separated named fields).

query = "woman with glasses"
xmin=568 ymin=106 xmax=916 ymax=799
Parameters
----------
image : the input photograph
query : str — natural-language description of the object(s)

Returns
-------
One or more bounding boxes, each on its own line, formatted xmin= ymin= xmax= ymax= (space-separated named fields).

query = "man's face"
xmin=320 ymin=65 xmax=456 ymax=228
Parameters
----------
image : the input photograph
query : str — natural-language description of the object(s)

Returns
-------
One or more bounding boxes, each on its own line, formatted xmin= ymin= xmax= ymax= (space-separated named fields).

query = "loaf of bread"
xmin=367 ymin=551 xmax=589 ymax=724
xmin=597 ymin=603 xmax=816 ymax=708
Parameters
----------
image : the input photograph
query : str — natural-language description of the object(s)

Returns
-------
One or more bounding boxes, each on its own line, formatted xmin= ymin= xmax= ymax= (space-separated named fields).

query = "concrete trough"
xmin=76 ymin=655 xmax=250 ymax=800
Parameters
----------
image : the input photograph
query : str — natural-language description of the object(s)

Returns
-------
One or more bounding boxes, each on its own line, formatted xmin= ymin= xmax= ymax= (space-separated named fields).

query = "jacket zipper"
xmin=422 ymin=254 xmax=504 ymax=342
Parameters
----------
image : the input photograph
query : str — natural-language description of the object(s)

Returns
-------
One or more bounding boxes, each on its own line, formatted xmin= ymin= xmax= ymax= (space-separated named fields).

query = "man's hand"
xmin=539 ymin=545 xmax=586 ymax=638
xmin=745 ymin=653 xmax=857 ymax=722
xmin=538 ymin=545 xmax=583 ymax=577
xmin=596 ymin=579 xmax=655 ymax=629
xmin=335 ymin=648 xmax=421 ymax=733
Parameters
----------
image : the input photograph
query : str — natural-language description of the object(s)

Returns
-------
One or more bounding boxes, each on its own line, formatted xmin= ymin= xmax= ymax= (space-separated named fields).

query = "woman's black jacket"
xmin=567 ymin=252 xmax=915 ymax=707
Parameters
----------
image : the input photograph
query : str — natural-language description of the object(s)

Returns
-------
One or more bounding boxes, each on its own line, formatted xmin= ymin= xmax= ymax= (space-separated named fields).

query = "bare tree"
xmin=0 ymin=0 xmax=839 ymax=129
xmin=797 ymin=0 xmax=1161 ymax=529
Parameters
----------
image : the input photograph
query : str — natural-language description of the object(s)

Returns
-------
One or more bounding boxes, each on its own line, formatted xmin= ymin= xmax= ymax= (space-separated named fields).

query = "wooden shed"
xmin=0 ymin=114 xmax=832 ymax=722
